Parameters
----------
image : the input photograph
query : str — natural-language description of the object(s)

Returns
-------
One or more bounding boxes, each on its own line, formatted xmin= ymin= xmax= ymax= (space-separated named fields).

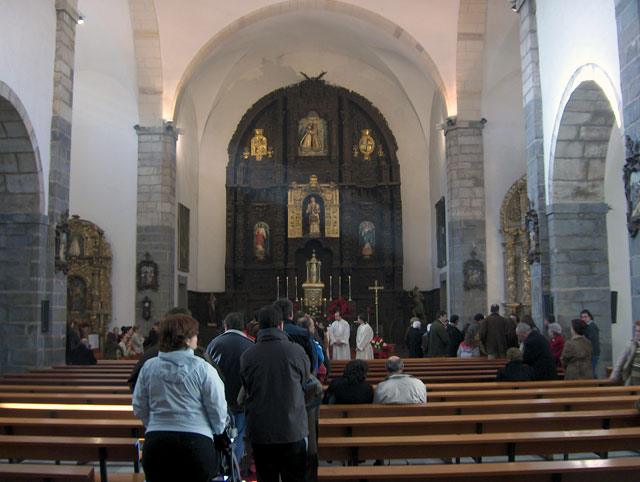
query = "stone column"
xmin=518 ymin=0 xmax=550 ymax=324
xmin=547 ymin=202 xmax=611 ymax=375
xmin=616 ymin=0 xmax=640 ymax=321
xmin=445 ymin=121 xmax=487 ymax=319
xmin=135 ymin=123 xmax=178 ymax=326
xmin=43 ymin=0 xmax=79 ymax=367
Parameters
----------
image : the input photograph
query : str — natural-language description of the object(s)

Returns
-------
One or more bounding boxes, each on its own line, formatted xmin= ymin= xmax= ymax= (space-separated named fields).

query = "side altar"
xmin=218 ymin=78 xmax=407 ymax=343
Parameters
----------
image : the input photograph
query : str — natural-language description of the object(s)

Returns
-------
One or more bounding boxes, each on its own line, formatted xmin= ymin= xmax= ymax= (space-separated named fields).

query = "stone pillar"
xmin=616 ymin=0 xmax=640 ymax=321
xmin=445 ymin=121 xmax=487 ymax=319
xmin=547 ymin=202 xmax=611 ymax=375
xmin=43 ymin=0 xmax=79 ymax=367
xmin=135 ymin=123 xmax=178 ymax=326
xmin=518 ymin=0 xmax=550 ymax=324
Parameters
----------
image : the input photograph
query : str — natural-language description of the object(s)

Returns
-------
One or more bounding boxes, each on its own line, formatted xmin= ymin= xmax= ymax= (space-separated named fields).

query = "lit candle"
xmin=295 ymin=276 xmax=298 ymax=301
xmin=286 ymin=276 xmax=289 ymax=299
xmin=348 ymin=275 xmax=352 ymax=301
xmin=276 ymin=276 xmax=280 ymax=299
xmin=338 ymin=276 xmax=342 ymax=299
xmin=329 ymin=276 xmax=333 ymax=300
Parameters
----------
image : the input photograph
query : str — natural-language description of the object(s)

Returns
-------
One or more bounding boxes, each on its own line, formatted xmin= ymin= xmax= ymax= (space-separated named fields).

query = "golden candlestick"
xmin=368 ymin=280 xmax=384 ymax=337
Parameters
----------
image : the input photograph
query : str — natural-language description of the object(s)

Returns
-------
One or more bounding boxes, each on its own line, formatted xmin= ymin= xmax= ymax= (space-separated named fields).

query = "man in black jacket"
xmin=240 ymin=305 xmax=310 ymax=482
xmin=517 ymin=322 xmax=557 ymax=380
xmin=206 ymin=312 xmax=254 ymax=467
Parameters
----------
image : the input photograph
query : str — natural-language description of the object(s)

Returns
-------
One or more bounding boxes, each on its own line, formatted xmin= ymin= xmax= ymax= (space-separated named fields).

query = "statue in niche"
xmin=306 ymin=196 xmax=321 ymax=236
xmin=298 ymin=111 xmax=327 ymax=156
xmin=69 ymin=233 xmax=83 ymax=257
xmin=254 ymin=222 xmax=269 ymax=260
xmin=67 ymin=276 xmax=86 ymax=312
xmin=359 ymin=221 xmax=375 ymax=258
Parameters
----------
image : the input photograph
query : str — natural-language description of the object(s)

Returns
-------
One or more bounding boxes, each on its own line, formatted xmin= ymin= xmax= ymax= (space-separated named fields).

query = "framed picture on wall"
xmin=178 ymin=203 xmax=190 ymax=272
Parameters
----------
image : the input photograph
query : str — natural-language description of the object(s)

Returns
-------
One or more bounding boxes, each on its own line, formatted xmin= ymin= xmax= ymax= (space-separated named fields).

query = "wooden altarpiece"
xmin=223 ymin=79 xmax=405 ymax=340
xmin=66 ymin=215 xmax=112 ymax=350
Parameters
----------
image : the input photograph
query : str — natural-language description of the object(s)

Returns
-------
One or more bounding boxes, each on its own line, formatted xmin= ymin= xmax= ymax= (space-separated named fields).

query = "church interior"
xmin=1 ymin=0 xmax=639 ymax=379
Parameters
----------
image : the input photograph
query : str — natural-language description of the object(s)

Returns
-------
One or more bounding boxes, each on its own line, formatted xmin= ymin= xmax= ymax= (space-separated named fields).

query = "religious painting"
xmin=359 ymin=221 xmax=375 ymax=259
xmin=54 ymin=211 xmax=69 ymax=274
xmin=436 ymin=197 xmax=446 ymax=267
xmin=254 ymin=222 xmax=270 ymax=261
xmin=305 ymin=195 xmax=323 ymax=237
xmin=624 ymin=135 xmax=640 ymax=237
xmin=463 ymin=252 xmax=486 ymax=290
xmin=178 ymin=203 xmax=189 ymax=272
xmin=137 ymin=252 xmax=159 ymax=291
xmin=525 ymin=203 xmax=540 ymax=265
xmin=67 ymin=275 xmax=86 ymax=312
xmin=298 ymin=111 xmax=327 ymax=156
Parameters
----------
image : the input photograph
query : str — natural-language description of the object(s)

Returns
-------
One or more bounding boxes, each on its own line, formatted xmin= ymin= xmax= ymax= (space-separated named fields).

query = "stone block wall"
xmin=548 ymin=202 xmax=611 ymax=376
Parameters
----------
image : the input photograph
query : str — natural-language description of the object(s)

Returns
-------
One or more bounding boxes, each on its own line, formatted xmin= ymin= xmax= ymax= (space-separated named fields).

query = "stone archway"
xmin=0 ymin=86 xmax=46 ymax=374
xmin=548 ymin=79 xmax=616 ymax=376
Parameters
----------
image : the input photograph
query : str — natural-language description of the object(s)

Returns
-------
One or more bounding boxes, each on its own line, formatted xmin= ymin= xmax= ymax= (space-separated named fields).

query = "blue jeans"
xmin=592 ymin=356 xmax=599 ymax=379
xmin=231 ymin=410 xmax=246 ymax=463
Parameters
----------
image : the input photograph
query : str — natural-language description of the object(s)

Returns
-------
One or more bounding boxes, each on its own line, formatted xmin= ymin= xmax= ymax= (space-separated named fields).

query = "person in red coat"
xmin=548 ymin=323 xmax=565 ymax=370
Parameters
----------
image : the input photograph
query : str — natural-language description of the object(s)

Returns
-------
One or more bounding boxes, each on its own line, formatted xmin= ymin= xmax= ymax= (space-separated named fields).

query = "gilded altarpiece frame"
xmin=500 ymin=176 xmax=531 ymax=317
xmin=288 ymin=175 xmax=339 ymax=238
xmin=66 ymin=215 xmax=112 ymax=348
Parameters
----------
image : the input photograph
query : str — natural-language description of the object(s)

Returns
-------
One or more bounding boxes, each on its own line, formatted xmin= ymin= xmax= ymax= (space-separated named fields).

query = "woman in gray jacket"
xmin=609 ymin=320 xmax=640 ymax=385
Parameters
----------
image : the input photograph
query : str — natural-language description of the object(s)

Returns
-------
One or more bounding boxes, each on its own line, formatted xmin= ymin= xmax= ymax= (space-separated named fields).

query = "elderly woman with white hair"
xmin=548 ymin=322 xmax=565 ymax=370
xmin=405 ymin=318 xmax=423 ymax=358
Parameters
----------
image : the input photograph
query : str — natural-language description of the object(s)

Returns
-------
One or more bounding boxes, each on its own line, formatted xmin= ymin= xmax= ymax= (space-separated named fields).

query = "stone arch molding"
xmin=171 ymin=0 xmax=451 ymax=120
xmin=548 ymin=64 xmax=621 ymax=205
xmin=0 ymin=80 xmax=44 ymax=214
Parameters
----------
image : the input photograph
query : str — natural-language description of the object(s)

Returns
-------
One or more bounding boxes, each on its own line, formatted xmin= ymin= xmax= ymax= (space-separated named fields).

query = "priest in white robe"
xmin=355 ymin=314 xmax=374 ymax=360
xmin=330 ymin=311 xmax=351 ymax=360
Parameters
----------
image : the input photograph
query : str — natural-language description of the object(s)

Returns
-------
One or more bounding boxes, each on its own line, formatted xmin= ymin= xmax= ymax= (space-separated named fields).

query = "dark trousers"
xmin=142 ymin=431 xmax=219 ymax=482
xmin=252 ymin=439 xmax=307 ymax=482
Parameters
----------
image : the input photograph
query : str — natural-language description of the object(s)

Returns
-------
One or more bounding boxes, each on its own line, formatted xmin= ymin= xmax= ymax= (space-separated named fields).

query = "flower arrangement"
xmin=326 ymin=297 xmax=355 ymax=321
xmin=371 ymin=336 xmax=390 ymax=359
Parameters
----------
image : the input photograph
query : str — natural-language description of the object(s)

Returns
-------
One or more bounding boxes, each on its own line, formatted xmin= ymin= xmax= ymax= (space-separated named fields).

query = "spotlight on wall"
xmin=446 ymin=116 xmax=456 ymax=127
xmin=480 ymin=118 xmax=487 ymax=125
xmin=508 ymin=0 xmax=518 ymax=12
xmin=77 ymin=16 xmax=85 ymax=25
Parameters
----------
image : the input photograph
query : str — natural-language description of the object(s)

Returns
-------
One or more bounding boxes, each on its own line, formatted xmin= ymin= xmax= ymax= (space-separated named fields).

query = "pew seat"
xmin=0 ymin=463 xmax=94 ymax=481
xmin=317 ymin=457 xmax=640 ymax=481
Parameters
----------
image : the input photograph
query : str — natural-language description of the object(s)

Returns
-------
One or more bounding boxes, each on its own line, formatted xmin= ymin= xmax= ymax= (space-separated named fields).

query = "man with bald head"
xmin=373 ymin=356 xmax=427 ymax=404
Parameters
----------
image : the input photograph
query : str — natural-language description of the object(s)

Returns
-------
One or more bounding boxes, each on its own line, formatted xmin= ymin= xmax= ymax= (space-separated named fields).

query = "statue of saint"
xmin=306 ymin=196 xmax=321 ymax=236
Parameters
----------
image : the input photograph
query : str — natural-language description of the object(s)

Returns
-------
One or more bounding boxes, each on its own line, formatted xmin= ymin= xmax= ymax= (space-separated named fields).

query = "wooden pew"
xmin=0 ymin=403 xmax=136 ymax=419
xmin=425 ymin=385 xmax=639 ymax=402
xmin=319 ymin=395 xmax=639 ymax=418
xmin=0 ymin=434 xmax=141 ymax=482
xmin=319 ymin=409 xmax=640 ymax=437
xmin=0 ymin=378 xmax=129 ymax=386
xmin=0 ymin=393 xmax=131 ymax=405
xmin=425 ymin=379 xmax=611 ymax=392
xmin=0 ymin=416 xmax=144 ymax=438
xmin=318 ymin=427 xmax=640 ymax=464
xmin=4 ymin=373 xmax=128 ymax=380
xmin=0 ymin=385 xmax=131 ymax=394
xmin=0 ymin=463 xmax=95 ymax=481
xmin=317 ymin=457 xmax=640 ymax=481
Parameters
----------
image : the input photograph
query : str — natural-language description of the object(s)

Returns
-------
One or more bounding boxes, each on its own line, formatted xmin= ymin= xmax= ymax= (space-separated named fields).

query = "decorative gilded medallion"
xmin=250 ymin=129 xmax=268 ymax=161
xmin=358 ymin=129 xmax=375 ymax=161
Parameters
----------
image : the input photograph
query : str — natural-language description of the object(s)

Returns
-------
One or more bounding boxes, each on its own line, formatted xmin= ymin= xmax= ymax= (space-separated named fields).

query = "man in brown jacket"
xmin=480 ymin=304 xmax=514 ymax=359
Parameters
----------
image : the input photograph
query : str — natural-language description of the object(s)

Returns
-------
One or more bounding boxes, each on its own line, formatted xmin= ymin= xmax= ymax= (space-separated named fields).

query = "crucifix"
xmin=368 ymin=279 xmax=384 ymax=336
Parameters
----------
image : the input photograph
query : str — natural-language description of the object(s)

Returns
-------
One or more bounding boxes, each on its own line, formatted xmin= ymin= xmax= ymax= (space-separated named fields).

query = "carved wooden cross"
xmin=368 ymin=280 xmax=384 ymax=336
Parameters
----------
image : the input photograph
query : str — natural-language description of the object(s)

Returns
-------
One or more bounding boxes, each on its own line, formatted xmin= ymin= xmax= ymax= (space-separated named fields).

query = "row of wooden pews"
xmin=0 ymin=360 xmax=143 ymax=482
xmin=318 ymin=357 xmax=640 ymax=481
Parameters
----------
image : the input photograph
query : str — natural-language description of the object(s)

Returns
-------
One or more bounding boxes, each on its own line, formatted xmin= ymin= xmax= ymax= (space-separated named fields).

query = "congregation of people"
xmin=64 ymin=299 xmax=640 ymax=482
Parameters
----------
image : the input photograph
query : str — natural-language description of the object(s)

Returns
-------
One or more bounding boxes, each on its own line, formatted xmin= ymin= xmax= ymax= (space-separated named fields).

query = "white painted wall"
xmin=481 ymin=0 xmax=527 ymax=311
xmin=69 ymin=0 xmax=139 ymax=328
xmin=154 ymin=0 xmax=459 ymax=119
xmin=605 ymin=124 xmax=633 ymax=360
xmin=537 ymin=0 xmax=621 ymax=202
xmin=175 ymin=92 xmax=200 ymax=290
xmin=0 ymin=0 xmax=56 ymax=210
